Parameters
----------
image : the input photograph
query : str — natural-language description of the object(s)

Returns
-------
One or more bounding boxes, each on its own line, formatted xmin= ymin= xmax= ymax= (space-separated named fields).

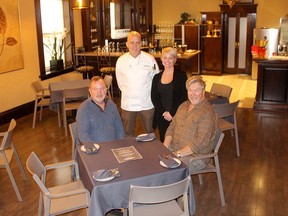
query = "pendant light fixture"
xmin=71 ymin=0 xmax=89 ymax=9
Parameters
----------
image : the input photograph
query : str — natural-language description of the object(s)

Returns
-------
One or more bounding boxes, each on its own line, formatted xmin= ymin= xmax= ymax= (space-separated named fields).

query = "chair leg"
xmin=110 ymin=79 xmax=114 ymax=99
xmin=38 ymin=192 xmax=43 ymax=216
xmin=57 ymin=103 xmax=61 ymax=127
xmin=63 ymin=108 xmax=68 ymax=136
xmin=12 ymin=144 xmax=27 ymax=180
xmin=39 ymin=105 xmax=43 ymax=121
xmin=32 ymin=101 xmax=37 ymax=128
xmin=234 ymin=128 xmax=240 ymax=157
xmin=215 ymin=156 xmax=226 ymax=206
xmin=1 ymin=153 xmax=23 ymax=201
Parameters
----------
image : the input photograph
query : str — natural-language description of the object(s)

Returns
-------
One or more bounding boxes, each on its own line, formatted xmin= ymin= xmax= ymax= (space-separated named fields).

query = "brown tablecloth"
xmin=76 ymin=137 xmax=196 ymax=216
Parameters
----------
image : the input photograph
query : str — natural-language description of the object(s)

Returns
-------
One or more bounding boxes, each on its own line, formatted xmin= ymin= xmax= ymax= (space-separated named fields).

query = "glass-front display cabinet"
xmin=200 ymin=11 xmax=223 ymax=75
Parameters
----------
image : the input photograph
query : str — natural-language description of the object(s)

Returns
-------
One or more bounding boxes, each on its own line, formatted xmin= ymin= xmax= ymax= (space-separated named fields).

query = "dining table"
xmin=49 ymin=79 xmax=90 ymax=112
xmin=76 ymin=137 xmax=196 ymax=216
xmin=206 ymin=91 xmax=229 ymax=105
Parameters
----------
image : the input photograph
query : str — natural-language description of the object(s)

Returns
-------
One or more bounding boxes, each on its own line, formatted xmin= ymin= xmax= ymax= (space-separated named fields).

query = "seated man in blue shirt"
xmin=76 ymin=76 xmax=125 ymax=144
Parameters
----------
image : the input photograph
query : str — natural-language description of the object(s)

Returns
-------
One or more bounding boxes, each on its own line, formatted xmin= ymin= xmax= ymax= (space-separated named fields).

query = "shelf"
xmin=202 ymin=36 xmax=222 ymax=39
xmin=200 ymin=11 xmax=223 ymax=75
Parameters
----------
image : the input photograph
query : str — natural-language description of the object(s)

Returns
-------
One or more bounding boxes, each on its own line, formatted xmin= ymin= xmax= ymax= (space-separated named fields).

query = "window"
xmin=35 ymin=0 xmax=74 ymax=80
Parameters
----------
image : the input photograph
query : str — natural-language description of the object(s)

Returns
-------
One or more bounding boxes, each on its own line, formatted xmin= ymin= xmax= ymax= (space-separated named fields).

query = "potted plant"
xmin=44 ymin=28 xmax=71 ymax=71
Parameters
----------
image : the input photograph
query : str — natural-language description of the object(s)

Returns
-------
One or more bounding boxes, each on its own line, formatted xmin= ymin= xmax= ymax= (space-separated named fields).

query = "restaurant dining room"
xmin=1 ymin=0 xmax=288 ymax=215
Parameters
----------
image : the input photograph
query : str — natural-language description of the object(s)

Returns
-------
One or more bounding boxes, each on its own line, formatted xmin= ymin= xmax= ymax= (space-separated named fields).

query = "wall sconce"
xmin=223 ymin=0 xmax=239 ymax=8
xmin=71 ymin=0 xmax=89 ymax=9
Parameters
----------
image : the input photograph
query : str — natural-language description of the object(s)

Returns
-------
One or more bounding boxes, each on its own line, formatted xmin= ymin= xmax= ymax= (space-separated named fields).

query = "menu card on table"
xmin=111 ymin=146 xmax=143 ymax=163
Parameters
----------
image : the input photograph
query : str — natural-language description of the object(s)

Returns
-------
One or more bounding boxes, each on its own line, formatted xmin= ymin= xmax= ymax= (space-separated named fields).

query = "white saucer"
xmin=80 ymin=143 xmax=100 ymax=153
xmin=160 ymin=158 xmax=181 ymax=168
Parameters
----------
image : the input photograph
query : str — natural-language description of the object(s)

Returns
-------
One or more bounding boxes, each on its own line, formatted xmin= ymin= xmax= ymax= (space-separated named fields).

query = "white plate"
xmin=92 ymin=170 xmax=115 ymax=182
xmin=160 ymin=158 xmax=181 ymax=168
xmin=136 ymin=133 xmax=156 ymax=142
xmin=80 ymin=143 xmax=100 ymax=153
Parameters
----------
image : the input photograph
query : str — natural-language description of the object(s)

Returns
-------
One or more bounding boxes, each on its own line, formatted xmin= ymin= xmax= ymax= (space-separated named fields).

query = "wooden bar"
xmin=76 ymin=50 xmax=201 ymax=76
xmin=253 ymin=59 xmax=288 ymax=112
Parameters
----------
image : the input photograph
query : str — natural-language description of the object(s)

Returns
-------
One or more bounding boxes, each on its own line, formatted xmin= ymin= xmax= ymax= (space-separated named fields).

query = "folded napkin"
xmin=82 ymin=142 xmax=98 ymax=154
xmin=92 ymin=168 xmax=120 ymax=180
xmin=136 ymin=133 xmax=156 ymax=142
xmin=159 ymin=154 xmax=179 ymax=168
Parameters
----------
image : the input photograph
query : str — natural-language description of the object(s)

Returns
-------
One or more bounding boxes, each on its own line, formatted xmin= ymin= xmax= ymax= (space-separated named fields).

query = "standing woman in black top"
xmin=151 ymin=47 xmax=188 ymax=142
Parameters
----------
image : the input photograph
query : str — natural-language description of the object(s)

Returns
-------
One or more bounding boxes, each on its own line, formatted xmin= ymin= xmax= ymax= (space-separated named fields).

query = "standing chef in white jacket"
xmin=116 ymin=31 xmax=159 ymax=136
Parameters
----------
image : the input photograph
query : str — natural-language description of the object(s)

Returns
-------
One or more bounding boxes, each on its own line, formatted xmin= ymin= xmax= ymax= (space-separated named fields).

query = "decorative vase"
xmin=50 ymin=59 xmax=64 ymax=71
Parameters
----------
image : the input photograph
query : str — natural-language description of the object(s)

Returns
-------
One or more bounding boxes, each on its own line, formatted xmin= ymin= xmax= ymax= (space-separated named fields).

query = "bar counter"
xmin=253 ymin=58 xmax=288 ymax=112
xmin=78 ymin=50 xmax=201 ymax=75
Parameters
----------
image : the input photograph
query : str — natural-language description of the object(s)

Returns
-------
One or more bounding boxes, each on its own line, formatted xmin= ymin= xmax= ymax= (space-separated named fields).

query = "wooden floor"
xmin=1 ymin=88 xmax=288 ymax=215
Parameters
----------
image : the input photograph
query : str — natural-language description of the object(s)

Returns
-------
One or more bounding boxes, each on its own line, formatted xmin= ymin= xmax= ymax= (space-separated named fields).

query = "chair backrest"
xmin=104 ymin=75 xmax=113 ymax=89
xmin=129 ymin=175 xmax=191 ymax=207
xmin=31 ymin=80 xmax=45 ymax=94
xmin=69 ymin=122 xmax=78 ymax=159
xmin=213 ymin=100 xmax=240 ymax=119
xmin=210 ymin=83 xmax=232 ymax=99
xmin=72 ymin=46 xmax=87 ymax=68
xmin=63 ymin=87 xmax=89 ymax=101
xmin=103 ymin=74 xmax=113 ymax=98
xmin=96 ymin=48 xmax=113 ymax=71
xmin=26 ymin=152 xmax=47 ymax=182
xmin=0 ymin=119 xmax=16 ymax=151
xmin=213 ymin=128 xmax=225 ymax=153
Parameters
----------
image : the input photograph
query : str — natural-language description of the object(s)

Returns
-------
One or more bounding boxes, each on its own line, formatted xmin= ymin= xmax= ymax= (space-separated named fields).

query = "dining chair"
xmin=31 ymin=80 xmax=61 ymax=128
xmin=213 ymin=100 xmax=240 ymax=157
xmin=210 ymin=83 xmax=233 ymax=101
xmin=0 ymin=119 xmax=27 ymax=201
xmin=73 ymin=46 xmax=95 ymax=79
xmin=26 ymin=152 xmax=90 ymax=216
xmin=103 ymin=74 xmax=113 ymax=99
xmin=69 ymin=122 xmax=78 ymax=160
xmin=62 ymin=87 xmax=89 ymax=136
xmin=189 ymin=128 xmax=226 ymax=206
xmin=128 ymin=175 xmax=191 ymax=216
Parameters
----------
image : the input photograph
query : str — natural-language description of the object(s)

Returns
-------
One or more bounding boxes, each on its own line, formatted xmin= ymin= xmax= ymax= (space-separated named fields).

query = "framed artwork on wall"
xmin=0 ymin=0 xmax=24 ymax=74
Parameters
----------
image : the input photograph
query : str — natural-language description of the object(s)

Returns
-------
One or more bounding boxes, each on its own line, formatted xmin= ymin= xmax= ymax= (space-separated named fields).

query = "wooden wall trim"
xmin=0 ymin=102 xmax=34 ymax=126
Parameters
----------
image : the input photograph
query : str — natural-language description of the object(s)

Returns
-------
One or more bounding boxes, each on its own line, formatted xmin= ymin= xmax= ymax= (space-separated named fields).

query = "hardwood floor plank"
xmin=0 ymin=77 xmax=288 ymax=215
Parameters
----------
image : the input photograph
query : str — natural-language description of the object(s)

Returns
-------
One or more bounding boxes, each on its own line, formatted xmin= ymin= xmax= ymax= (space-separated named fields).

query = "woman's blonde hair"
xmin=161 ymin=47 xmax=178 ymax=59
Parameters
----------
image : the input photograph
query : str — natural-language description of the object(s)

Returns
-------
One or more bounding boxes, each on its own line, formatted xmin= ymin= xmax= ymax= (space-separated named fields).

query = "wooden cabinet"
xmin=220 ymin=3 xmax=257 ymax=75
xmin=174 ymin=24 xmax=200 ymax=74
xmin=254 ymin=59 xmax=288 ymax=112
xmin=81 ymin=0 xmax=152 ymax=51
xmin=131 ymin=0 xmax=152 ymax=34
xmin=81 ymin=0 xmax=106 ymax=51
xmin=200 ymin=12 xmax=223 ymax=75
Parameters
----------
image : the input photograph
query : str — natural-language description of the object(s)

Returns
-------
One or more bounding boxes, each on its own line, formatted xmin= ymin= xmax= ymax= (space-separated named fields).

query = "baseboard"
xmin=0 ymin=101 xmax=34 ymax=125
